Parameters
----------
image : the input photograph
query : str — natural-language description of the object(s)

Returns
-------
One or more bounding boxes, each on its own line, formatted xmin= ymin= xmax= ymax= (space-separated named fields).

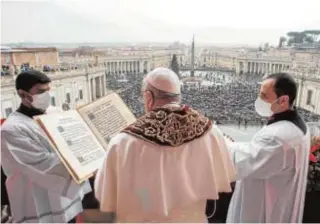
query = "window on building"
xmin=306 ymin=90 xmax=313 ymax=105
xmin=79 ymin=90 xmax=83 ymax=100
xmin=5 ymin=108 xmax=12 ymax=117
xmin=51 ymin=96 xmax=56 ymax=106
xmin=66 ymin=93 xmax=71 ymax=103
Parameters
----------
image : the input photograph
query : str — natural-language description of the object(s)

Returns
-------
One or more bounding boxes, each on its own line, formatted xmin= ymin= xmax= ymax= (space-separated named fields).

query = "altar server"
xmin=1 ymin=70 xmax=91 ymax=223
xmin=226 ymin=73 xmax=310 ymax=223
xmin=95 ymin=68 xmax=236 ymax=222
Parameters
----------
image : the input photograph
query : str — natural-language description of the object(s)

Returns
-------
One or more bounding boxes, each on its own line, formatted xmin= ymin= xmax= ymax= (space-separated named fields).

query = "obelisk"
xmin=190 ymin=34 xmax=195 ymax=77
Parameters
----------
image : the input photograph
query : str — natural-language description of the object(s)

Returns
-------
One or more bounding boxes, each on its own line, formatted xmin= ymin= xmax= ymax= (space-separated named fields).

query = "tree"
xmin=287 ymin=31 xmax=306 ymax=46
xmin=303 ymin=30 xmax=320 ymax=42
xmin=304 ymin=36 xmax=314 ymax=44
xmin=170 ymin=54 xmax=180 ymax=78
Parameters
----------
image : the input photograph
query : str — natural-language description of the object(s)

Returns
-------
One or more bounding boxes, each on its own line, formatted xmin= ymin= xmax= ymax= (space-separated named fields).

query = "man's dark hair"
xmin=15 ymin=70 xmax=51 ymax=91
xmin=264 ymin=73 xmax=297 ymax=106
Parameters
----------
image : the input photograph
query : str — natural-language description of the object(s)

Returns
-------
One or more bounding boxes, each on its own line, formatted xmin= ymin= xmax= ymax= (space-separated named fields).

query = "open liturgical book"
xmin=34 ymin=92 xmax=136 ymax=183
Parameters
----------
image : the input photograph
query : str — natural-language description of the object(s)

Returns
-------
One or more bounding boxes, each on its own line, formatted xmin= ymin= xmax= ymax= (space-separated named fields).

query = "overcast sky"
xmin=1 ymin=0 xmax=320 ymax=46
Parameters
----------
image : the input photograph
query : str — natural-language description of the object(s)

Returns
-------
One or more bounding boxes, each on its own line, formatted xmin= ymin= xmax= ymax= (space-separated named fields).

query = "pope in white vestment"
xmin=1 ymin=70 xmax=91 ymax=223
xmin=226 ymin=73 xmax=310 ymax=223
xmin=95 ymin=68 xmax=236 ymax=222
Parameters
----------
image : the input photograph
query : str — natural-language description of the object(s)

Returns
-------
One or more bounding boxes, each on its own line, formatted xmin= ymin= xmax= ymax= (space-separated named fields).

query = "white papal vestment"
xmin=95 ymin=106 xmax=236 ymax=222
xmin=226 ymin=120 xmax=310 ymax=223
xmin=1 ymin=112 xmax=91 ymax=223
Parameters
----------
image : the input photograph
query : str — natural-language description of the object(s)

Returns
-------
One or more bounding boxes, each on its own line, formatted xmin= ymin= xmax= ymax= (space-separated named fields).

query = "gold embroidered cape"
xmin=122 ymin=105 xmax=212 ymax=147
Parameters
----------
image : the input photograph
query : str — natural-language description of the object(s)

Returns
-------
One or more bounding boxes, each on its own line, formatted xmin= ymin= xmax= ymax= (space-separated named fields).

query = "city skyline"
xmin=1 ymin=0 xmax=320 ymax=46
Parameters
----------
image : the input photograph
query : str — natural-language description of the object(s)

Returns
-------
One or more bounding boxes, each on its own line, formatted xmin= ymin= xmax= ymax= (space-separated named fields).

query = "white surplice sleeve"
xmin=228 ymin=134 xmax=293 ymax=180
xmin=1 ymin=130 xmax=81 ymax=199
xmin=94 ymin=139 xmax=117 ymax=213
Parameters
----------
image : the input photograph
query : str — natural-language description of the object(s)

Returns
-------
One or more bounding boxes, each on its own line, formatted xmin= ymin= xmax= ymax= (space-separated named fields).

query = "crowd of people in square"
xmin=107 ymin=71 xmax=320 ymax=125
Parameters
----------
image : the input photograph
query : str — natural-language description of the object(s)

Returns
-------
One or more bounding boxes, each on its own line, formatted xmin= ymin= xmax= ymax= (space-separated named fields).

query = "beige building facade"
xmin=1 ymin=47 xmax=59 ymax=72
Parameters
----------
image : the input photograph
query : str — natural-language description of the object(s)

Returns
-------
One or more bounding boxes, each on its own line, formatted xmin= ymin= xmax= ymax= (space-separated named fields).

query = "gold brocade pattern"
xmin=122 ymin=106 xmax=212 ymax=147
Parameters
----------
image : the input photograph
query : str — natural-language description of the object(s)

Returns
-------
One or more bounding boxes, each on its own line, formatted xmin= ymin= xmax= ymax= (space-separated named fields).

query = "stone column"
xmin=94 ymin=77 xmax=98 ymax=100
xmin=147 ymin=61 xmax=151 ymax=72
xmin=100 ymin=75 xmax=103 ymax=97
xmin=132 ymin=61 xmax=134 ymax=73
xmin=126 ymin=61 xmax=129 ymax=73
xmin=139 ymin=61 xmax=142 ymax=74
xmin=106 ymin=62 xmax=108 ymax=74
xmin=130 ymin=61 xmax=132 ymax=73
xmin=90 ymin=78 xmax=95 ymax=101
xmin=246 ymin=62 xmax=249 ymax=74
xmin=87 ymin=78 xmax=92 ymax=103
xmin=127 ymin=62 xmax=129 ymax=73
xmin=102 ymin=75 xmax=106 ymax=96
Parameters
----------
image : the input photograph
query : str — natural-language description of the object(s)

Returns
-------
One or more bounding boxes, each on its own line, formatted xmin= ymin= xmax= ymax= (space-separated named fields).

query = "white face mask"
xmin=254 ymin=97 xmax=277 ymax=117
xmin=31 ymin=91 xmax=51 ymax=111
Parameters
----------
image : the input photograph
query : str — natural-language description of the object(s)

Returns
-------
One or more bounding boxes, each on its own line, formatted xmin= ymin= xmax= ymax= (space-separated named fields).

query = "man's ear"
xmin=145 ymin=91 xmax=154 ymax=108
xmin=279 ymin=95 xmax=289 ymax=104
xmin=17 ymin=89 xmax=25 ymax=98
xmin=18 ymin=89 xmax=32 ymax=102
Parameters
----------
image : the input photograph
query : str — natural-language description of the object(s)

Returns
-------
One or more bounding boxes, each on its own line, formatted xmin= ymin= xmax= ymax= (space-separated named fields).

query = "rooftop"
xmin=1 ymin=47 xmax=57 ymax=53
